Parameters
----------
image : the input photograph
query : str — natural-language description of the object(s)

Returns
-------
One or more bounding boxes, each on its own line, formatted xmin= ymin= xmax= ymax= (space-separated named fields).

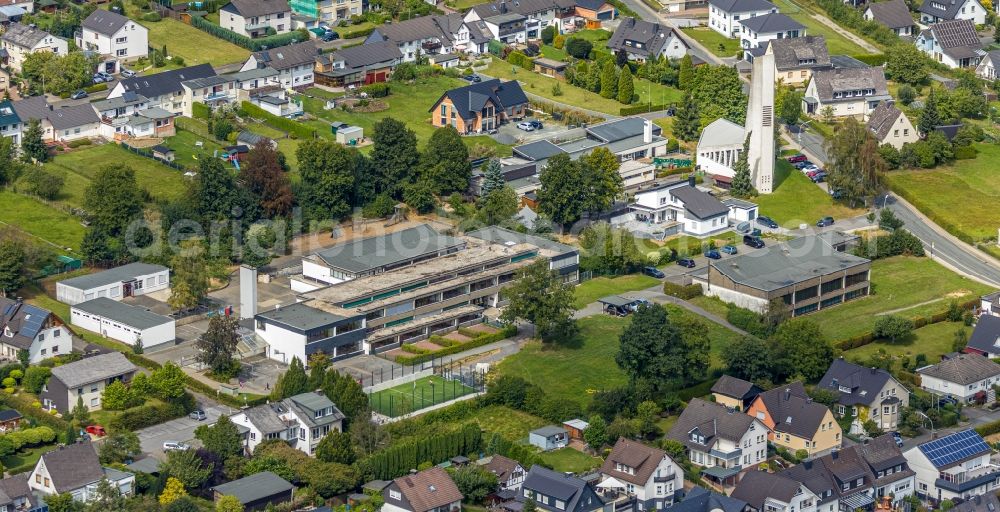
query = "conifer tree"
xmin=617 ymin=65 xmax=634 ymax=104
xmin=731 ymin=134 xmax=755 ymax=198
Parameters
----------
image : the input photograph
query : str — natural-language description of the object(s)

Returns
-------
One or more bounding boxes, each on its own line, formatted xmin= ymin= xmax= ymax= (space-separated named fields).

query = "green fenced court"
xmin=369 ymin=374 xmax=482 ymax=418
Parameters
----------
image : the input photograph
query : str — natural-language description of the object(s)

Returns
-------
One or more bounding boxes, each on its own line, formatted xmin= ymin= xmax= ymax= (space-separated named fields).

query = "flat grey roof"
xmin=59 ymin=263 xmax=167 ymax=291
xmin=256 ymin=302 xmax=347 ymax=331
xmin=464 ymin=226 xmax=576 ymax=257
xmin=531 ymin=425 xmax=568 ymax=437
xmin=598 ymin=295 xmax=639 ymax=307
xmin=212 ymin=471 xmax=293 ymax=504
xmin=313 ymin=224 xmax=465 ymax=274
xmin=126 ymin=457 xmax=161 ymax=474
xmin=711 ymin=235 xmax=870 ymax=291
xmin=72 ymin=297 xmax=173 ymax=330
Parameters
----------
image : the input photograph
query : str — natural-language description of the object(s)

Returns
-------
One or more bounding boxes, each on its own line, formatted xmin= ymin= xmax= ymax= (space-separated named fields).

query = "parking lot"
xmin=491 ymin=119 xmax=573 ymax=146
xmin=136 ymin=403 xmax=233 ymax=457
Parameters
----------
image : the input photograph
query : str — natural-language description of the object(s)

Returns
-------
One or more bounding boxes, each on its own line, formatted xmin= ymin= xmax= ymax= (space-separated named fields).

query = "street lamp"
xmin=916 ymin=411 xmax=935 ymax=437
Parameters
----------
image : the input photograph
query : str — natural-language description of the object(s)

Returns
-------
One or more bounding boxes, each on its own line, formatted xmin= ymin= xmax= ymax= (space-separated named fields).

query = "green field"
xmin=162 ymin=129 xmax=224 ymax=168
xmin=845 ymin=320 xmax=968 ymax=364
xmin=44 ymin=144 xmax=190 ymax=206
xmin=571 ymin=29 xmax=612 ymax=43
xmin=538 ymin=447 xmax=603 ymax=473
xmin=138 ymin=18 xmax=249 ymax=66
xmin=465 ymin=405 xmax=550 ymax=441
xmin=886 ymin=143 xmax=1000 ymax=242
xmin=0 ymin=191 xmax=87 ymax=252
xmin=770 ymin=0 xmax=868 ymax=55
xmin=369 ymin=375 xmax=477 ymax=417
xmin=680 ymin=27 xmax=742 ymax=57
xmin=573 ymin=274 xmax=660 ymax=309
xmin=754 ymin=160 xmax=863 ymax=227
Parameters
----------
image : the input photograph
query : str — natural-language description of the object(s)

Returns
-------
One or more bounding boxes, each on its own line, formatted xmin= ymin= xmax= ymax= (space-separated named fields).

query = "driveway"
xmin=492 ymin=121 xmax=571 ymax=146
xmin=136 ymin=403 xmax=233 ymax=457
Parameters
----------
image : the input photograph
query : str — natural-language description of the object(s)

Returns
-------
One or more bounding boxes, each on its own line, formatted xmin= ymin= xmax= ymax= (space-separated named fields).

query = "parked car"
xmin=321 ymin=30 xmax=338 ymax=41
xmin=816 ymin=216 xmax=834 ymax=227
xmin=163 ymin=441 xmax=190 ymax=451
xmin=805 ymin=169 xmax=822 ymax=177
xmin=704 ymin=249 xmax=722 ymax=260
xmin=92 ymin=73 xmax=106 ymax=84
xmin=794 ymin=161 xmax=811 ymax=170
xmin=70 ymin=90 xmax=88 ymax=100
xmin=189 ymin=409 xmax=207 ymax=421
xmin=891 ymin=431 xmax=904 ymax=447
xmin=464 ymin=74 xmax=481 ymax=83
xmin=676 ymin=258 xmax=696 ymax=268
xmin=787 ymin=154 xmax=807 ymax=163
xmin=811 ymin=172 xmax=827 ymax=183
xmin=642 ymin=266 xmax=665 ymax=278
xmin=757 ymin=216 xmax=778 ymax=229
xmin=527 ymin=119 xmax=543 ymax=130
xmin=721 ymin=245 xmax=738 ymax=255
xmin=938 ymin=396 xmax=959 ymax=407
xmin=743 ymin=235 xmax=765 ymax=248
xmin=830 ymin=189 xmax=843 ymax=199
xmin=85 ymin=425 xmax=106 ymax=437
xmin=516 ymin=121 xmax=535 ymax=131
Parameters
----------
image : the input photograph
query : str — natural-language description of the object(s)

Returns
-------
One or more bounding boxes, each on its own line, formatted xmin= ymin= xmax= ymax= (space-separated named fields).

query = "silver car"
xmin=163 ymin=441 xmax=190 ymax=452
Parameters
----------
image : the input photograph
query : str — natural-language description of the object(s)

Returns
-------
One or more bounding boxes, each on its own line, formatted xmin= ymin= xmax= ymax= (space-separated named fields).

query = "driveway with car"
xmin=136 ymin=403 xmax=232 ymax=456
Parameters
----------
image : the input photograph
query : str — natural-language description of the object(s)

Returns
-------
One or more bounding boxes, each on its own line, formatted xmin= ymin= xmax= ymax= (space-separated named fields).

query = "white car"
xmin=163 ymin=441 xmax=190 ymax=452
xmin=802 ymin=164 xmax=819 ymax=173
xmin=516 ymin=121 xmax=535 ymax=132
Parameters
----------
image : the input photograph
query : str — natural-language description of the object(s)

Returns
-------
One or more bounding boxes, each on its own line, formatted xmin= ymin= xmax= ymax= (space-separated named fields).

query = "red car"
xmin=85 ymin=425 xmax=106 ymax=437
xmin=787 ymin=154 xmax=807 ymax=163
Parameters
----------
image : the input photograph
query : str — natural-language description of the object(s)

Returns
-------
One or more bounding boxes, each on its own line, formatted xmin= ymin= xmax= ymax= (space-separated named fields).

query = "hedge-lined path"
xmin=572 ymin=285 xmax=749 ymax=336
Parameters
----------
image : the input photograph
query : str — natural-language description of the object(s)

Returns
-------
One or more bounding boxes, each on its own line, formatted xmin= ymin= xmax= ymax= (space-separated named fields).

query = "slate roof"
xmin=11 ymin=95 xmax=98 ymax=131
xmin=286 ymin=391 xmax=344 ymax=428
xmin=0 ymin=474 xmax=35 ymax=509
xmin=483 ymin=455 xmax=522 ymax=483
xmin=917 ymin=353 xmax=1000 ymax=385
xmin=710 ymin=235 xmax=870 ymax=292
xmin=520 ymin=465 xmax=592 ymax=512
xmin=816 ymin=358 xmax=898 ymax=407
xmin=116 ymin=64 xmax=216 ymax=98
xmin=50 ymin=352 xmax=137 ymax=389
xmin=213 ymin=471 xmax=294 ymax=505
xmin=754 ymin=382 xmax=832 ymax=439
xmin=82 ymin=9 xmax=131 ymax=35
xmin=370 ymin=14 xmax=461 ymax=45
xmin=967 ymin=315 xmax=1000 ymax=354
xmin=607 ymin=17 xmax=685 ymax=58
xmin=668 ymin=398 xmax=758 ymax=451
xmin=738 ymin=13 xmax=804 ymax=34
xmin=708 ymin=0 xmax=775 ymax=13
xmin=670 ymin=185 xmax=729 ymax=220
xmin=222 ymin=0 xmax=290 ymax=18
xmin=72 ymin=297 xmax=173 ymax=330
xmin=470 ymin=0 xmax=575 ymax=18
xmin=0 ymin=410 xmax=20 ymax=422
xmin=783 ymin=446 xmax=874 ymax=501
xmin=600 ymin=438 xmax=669 ymax=486
xmin=513 ymin=139 xmax=565 ymax=161
xmin=810 ymin=66 xmax=889 ymax=103
xmin=731 ymin=470 xmax=800 ymax=509
xmin=666 ymin=486 xmax=749 ymax=512
xmin=251 ymin=41 xmax=319 ymax=70
xmin=256 ymin=302 xmax=345 ymax=331
xmin=711 ymin=375 xmax=761 ymax=400
xmin=856 ymin=434 xmax=911 ymax=481
xmin=392 ymin=467 xmax=464 ymax=512
xmin=312 ymin=224 xmax=465 ymax=274
xmin=327 ymin=40 xmax=402 ymax=70
xmin=921 ymin=19 xmax=983 ymax=60
xmin=866 ymin=0 xmax=914 ymax=29
xmin=867 ymin=102 xmax=905 ymax=141
xmin=430 ymin=78 xmax=528 ymax=121
xmin=38 ymin=442 xmax=107 ymax=493
xmin=0 ymin=297 xmax=53 ymax=350
xmin=1 ymin=23 xmax=58 ymax=49
xmin=0 ymin=100 xmax=17 ymax=128
xmin=59 ymin=262 xmax=168 ymax=291
xmin=951 ymin=492 xmax=1000 ymax=512
xmin=918 ymin=0 xmax=981 ymax=21
xmin=769 ymin=36 xmax=830 ymax=70
xmin=532 ymin=425 xmax=568 ymax=437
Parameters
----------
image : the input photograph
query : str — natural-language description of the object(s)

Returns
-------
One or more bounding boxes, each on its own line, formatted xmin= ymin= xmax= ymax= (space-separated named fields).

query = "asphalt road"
xmin=136 ymin=403 xmax=232 ymax=457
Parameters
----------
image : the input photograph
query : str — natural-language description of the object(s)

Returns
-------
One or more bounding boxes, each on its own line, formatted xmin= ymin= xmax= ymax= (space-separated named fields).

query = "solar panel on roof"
xmin=18 ymin=305 xmax=48 ymax=340
xmin=919 ymin=430 xmax=990 ymax=467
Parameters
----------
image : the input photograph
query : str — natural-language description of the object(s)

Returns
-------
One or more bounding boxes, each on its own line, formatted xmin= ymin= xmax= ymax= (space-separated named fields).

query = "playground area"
xmin=369 ymin=372 xmax=483 ymax=418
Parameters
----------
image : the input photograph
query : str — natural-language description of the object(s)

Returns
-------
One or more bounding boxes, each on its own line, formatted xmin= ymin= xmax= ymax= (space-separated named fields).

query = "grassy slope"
xmin=680 ymin=27 xmax=742 ymax=57
xmin=770 ymin=0 xmax=867 ymax=55
xmin=0 ymin=191 xmax=87 ymax=252
xmin=754 ymin=160 xmax=863 ymax=227
xmin=138 ymin=18 xmax=249 ymax=67
xmin=845 ymin=320 xmax=968 ymax=364
xmin=44 ymin=144 xmax=190 ymax=206
xmin=538 ymin=448 xmax=603 ymax=472
xmin=572 ymin=274 xmax=660 ymax=309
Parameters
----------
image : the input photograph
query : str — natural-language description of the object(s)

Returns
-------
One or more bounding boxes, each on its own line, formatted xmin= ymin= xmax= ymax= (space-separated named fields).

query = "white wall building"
xmin=77 ymin=9 xmax=148 ymax=74
xmin=598 ymin=438 xmax=684 ymax=510
xmin=917 ymin=0 xmax=985 ymax=25
xmin=0 ymin=297 xmax=72 ymax=364
xmin=56 ymin=263 xmax=169 ymax=306
xmin=29 ymin=442 xmax=135 ymax=502
xmin=708 ymin=0 xmax=776 ymax=38
xmin=917 ymin=353 xmax=1000 ymax=403
xmin=0 ymin=23 xmax=67 ymax=73
xmin=667 ymin=398 xmax=768 ymax=488
xmin=107 ymin=64 xmax=217 ymax=116
xmin=738 ymin=12 xmax=805 ymax=51
xmin=623 ymin=179 xmax=731 ymax=236
xmin=804 ymin=66 xmax=891 ymax=120
xmin=696 ymin=117 xmax=745 ymax=180
xmin=240 ymin=41 xmax=318 ymax=88
xmin=70 ymin=297 xmax=175 ymax=350
xmin=904 ymin=430 xmax=1000 ymax=502
xmin=230 ymin=391 xmax=344 ymax=456
xmin=220 ymin=0 xmax=293 ymax=38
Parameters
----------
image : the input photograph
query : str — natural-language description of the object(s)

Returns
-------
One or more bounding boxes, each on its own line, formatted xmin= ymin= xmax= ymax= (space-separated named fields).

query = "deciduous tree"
xmin=168 ymin=239 xmax=208 ymax=310
xmin=370 ymin=117 xmax=418 ymax=198
xmin=451 ymin=466 xmax=498 ymax=504
xmin=476 ymin=186 xmax=518 ymax=226
xmin=583 ymin=414 xmax=608 ymax=448
xmin=617 ymin=304 xmax=709 ymax=391
xmin=196 ymin=314 xmax=240 ymax=378
xmin=873 ymin=315 xmax=914 ymax=342
xmin=240 ymin=141 xmax=292 ymax=217
xmin=692 ymin=65 xmax=747 ymax=126
xmin=298 ymin=139 xmax=357 ymax=224
xmin=158 ymin=477 xmax=187 ymax=505
xmin=500 ymin=259 xmax=576 ymax=344
xmin=99 ymin=430 xmax=140 ymax=465
xmin=216 ymin=495 xmax=244 ymax=512
xmin=421 ymin=126 xmax=470 ymax=194
xmin=160 ymin=449 xmax=213 ymax=489
xmin=722 ymin=335 xmax=775 ymax=383
xmin=885 ymin=44 xmax=928 ymax=86
xmin=315 ymin=430 xmax=355 ymax=464
xmin=0 ymin=240 xmax=25 ymax=297
xmin=772 ymin=319 xmax=835 ymax=381
xmin=824 ymin=118 xmax=885 ymax=207
xmin=195 ymin=414 xmax=244 ymax=459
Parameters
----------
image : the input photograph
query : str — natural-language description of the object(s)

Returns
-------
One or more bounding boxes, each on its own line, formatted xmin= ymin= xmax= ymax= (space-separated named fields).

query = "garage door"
xmin=597 ymin=9 xmax=613 ymax=19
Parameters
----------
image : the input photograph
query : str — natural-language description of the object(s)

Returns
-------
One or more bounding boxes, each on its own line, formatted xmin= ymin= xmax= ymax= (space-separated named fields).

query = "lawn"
xmin=770 ymin=0 xmax=867 ymax=55
xmin=538 ymin=448 xmax=603 ymax=473
xmin=845 ymin=320 xmax=968 ymax=365
xmin=369 ymin=374 xmax=477 ymax=417
xmin=465 ymin=405 xmax=549 ymax=441
xmin=0 ymin=191 xmax=87 ymax=252
xmin=138 ymin=18 xmax=249 ymax=66
xmin=754 ymin=160 xmax=863 ymax=227
xmin=540 ymin=45 xmax=568 ymax=61
xmin=484 ymin=59 xmax=684 ymax=115
xmin=2 ymin=444 xmax=59 ymax=474
xmin=571 ymin=29 xmax=612 ymax=43
xmin=44 ymin=144 xmax=190 ymax=205
xmin=680 ymin=27 xmax=742 ymax=58
xmin=162 ymin=128 xmax=223 ymax=168
xmin=808 ymin=256 xmax=994 ymax=343
xmin=885 ymin=143 xmax=1000 ymax=242
xmin=573 ymin=274 xmax=660 ymax=308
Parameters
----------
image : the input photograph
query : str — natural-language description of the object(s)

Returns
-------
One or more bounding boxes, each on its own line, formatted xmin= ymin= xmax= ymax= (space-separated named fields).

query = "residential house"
xmin=917 ymin=0 xmax=985 ymax=24
xmin=917 ymin=353 xmax=1000 ymax=403
xmin=747 ymin=381 xmax=842 ymax=456
xmin=28 ymin=441 xmax=135 ymax=501
xmin=708 ymin=0 xmax=777 ymax=38
xmin=667 ymin=398 xmax=768 ymax=487
xmin=904 ymin=429 xmax=1000 ymax=502
xmin=220 ymin=0 xmax=292 ymax=38
xmin=519 ymin=465 xmax=604 ymax=512
xmin=382 ymin=467 xmax=463 ymax=512
xmin=465 ymin=0 xmax=579 ymax=37
xmin=710 ymin=375 xmax=763 ymax=411
xmin=11 ymin=96 xmax=101 ymax=143
xmin=429 ymin=78 xmax=528 ymax=134
xmin=0 ymin=100 xmax=20 ymax=144
xmin=365 ymin=14 xmax=469 ymax=61
xmin=803 ymin=66 xmax=891 ymax=119
xmin=288 ymin=0 xmax=362 ymax=25
xmin=248 ymin=91 xmax=302 ymax=117
xmin=314 ymin=40 xmax=402 ymax=88
xmin=229 ymin=391 xmax=344 ymax=455
xmin=866 ymin=101 xmax=919 ymax=149
xmin=0 ymin=409 xmax=21 ymax=432
xmin=0 ymin=297 xmax=71 ymax=364
xmin=731 ymin=470 xmax=821 ymax=512
xmin=529 ymin=426 xmax=568 ymax=451
xmin=606 ymin=17 xmax=689 ymax=61
xmin=482 ymin=455 xmax=526 ymax=491
xmin=739 ymin=13 xmax=805 ymax=53
xmin=56 ymin=262 xmax=170 ymax=306
xmin=952 ymin=493 xmax=1000 ymax=512
xmin=696 ymin=117 xmax=745 ymax=185
xmin=723 ymin=198 xmax=760 ymax=224
xmin=622 ymin=177 xmax=731 ymax=236
xmin=0 ymin=473 xmax=43 ymax=512
xmin=0 ymin=0 xmax=31 ymax=13
xmin=782 ymin=446 xmax=877 ymax=511
xmin=598 ymin=438 xmax=683 ymax=510
xmin=574 ymin=0 xmax=615 ymax=20
xmin=916 ymin=19 xmax=984 ymax=68
xmin=108 ymin=64 xmax=217 ymax=116
xmin=864 ymin=0 xmax=915 ymax=37
xmin=0 ymin=23 xmax=66 ymax=72
xmin=667 ymin=487 xmax=751 ymax=512
xmin=509 ymin=117 xmax=667 ymax=173
xmin=40 ymin=352 xmax=137 ymax=413
xmin=964 ymin=314 xmax=1000 ymax=357
xmin=212 ymin=471 xmax=294 ymax=512
xmin=976 ymin=49 xmax=1000 ymax=79
xmin=240 ymin=40 xmax=319 ymax=88
xmin=182 ymin=67 xmax=284 ymax=117
xmin=767 ymin=35 xmax=831 ymax=86
xmin=816 ymin=358 xmax=910 ymax=434
xmin=70 ymin=297 xmax=176 ymax=350
xmin=855 ymin=433 xmax=917 ymax=503
xmin=76 ymin=9 xmax=148 ymax=73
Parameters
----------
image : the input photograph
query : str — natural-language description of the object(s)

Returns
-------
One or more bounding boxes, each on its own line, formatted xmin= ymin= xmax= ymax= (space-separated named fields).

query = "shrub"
xmin=662 ymin=282 xmax=702 ymax=299
xmin=394 ymin=325 xmax=517 ymax=365
xmin=84 ymin=83 xmax=108 ymax=94
xmin=189 ymin=17 xmax=307 ymax=51
xmin=141 ymin=12 xmax=161 ymax=21
xmin=66 ymin=139 xmax=93 ymax=149
xmin=553 ymin=35 xmax=565 ymax=49
xmin=564 ymin=38 xmax=593 ymax=59
xmin=108 ymin=399 xmax=192 ymax=432
xmin=360 ymin=82 xmax=390 ymax=98
xmin=241 ymin=101 xmax=315 ymax=139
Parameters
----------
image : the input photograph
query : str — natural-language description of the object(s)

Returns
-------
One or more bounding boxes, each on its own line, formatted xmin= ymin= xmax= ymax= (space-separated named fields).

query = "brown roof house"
xmin=766 ymin=35 xmax=831 ymax=86
xmin=382 ymin=467 xmax=464 ymax=512
xmin=866 ymin=101 xmax=918 ymax=149
xmin=27 ymin=441 xmax=135 ymax=502
xmin=710 ymin=375 xmax=763 ymax=411
xmin=667 ymin=398 xmax=768 ymax=487
xmin=482 ymin=454 xmax=526 ymax=491
xmin=598 ymin=438 xmax=683 ymax=510
xmin=864 ymin=0 xmax=915 ymax=37
xmin=746 ymin=382 xmax=842 ymax=457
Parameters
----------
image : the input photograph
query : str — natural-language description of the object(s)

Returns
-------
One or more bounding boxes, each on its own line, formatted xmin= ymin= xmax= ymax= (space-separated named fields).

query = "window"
xmin=91 ymin=386 xmax=98 ymax=393
xmin=90 ymin=398 xmax=99 ymax=407
xmin=116 ymin=49 xmax=127 ymax=57
xmin=159 ymin=275 xmax=166 ymax=285
xmin=53 ymin=330 xmax=60 ymax=338
xmin=111 ymin=286 xmax=120 ymax=297
xmin=390 ymin=490 xmax=401 ymax=500
xmin=35 ymin=475 xmax=40 ymax=484
xmin=256 ymin=319 xmax=266 ymax=331
xmin=40 ymin=349 xmax=46 ymax=356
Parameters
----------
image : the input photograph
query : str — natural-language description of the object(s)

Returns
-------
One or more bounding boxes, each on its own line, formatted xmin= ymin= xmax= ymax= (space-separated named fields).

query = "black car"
xmin=743 ymin=235 xmax=765 ymax=248
xmin=642 ymin=266 xmax=665 ymax=278
xmin=676 ymin=258 xmax=696 ymax=268
xmin=816 ymin=216 xmax=834 ymax=227
xmin=321 ymin=31 xmax=339 ymax=41
xmin=528 ymin=120 xmax=543 ymax=130
xmin=757 ymin=216 xmax=778 ymax=229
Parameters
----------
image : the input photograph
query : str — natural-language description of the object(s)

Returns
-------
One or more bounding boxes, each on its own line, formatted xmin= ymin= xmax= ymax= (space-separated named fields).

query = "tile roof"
xmin=370 ymin=14 xmax=460 ymax=45
xmin=392 ymin=467 xmax=464 ymax=512
xmin=866 ymin=0 xmax=914 ymax=29
xmin=816 ymin=358 xmax=897 ymax=407
xmin=810 ymin=66 xmax=889 ymax=103
xmin=710 ymin=235 xmax=870 ymax=292
xmin=768 ymin=36 xmax=831 ymax=70
xmin=520 ymin=465 xmax=593 ymax=512
xmin=600 ymin=438 xmax=669 ymax=486
xmin=0 ymin=297 xmax=53 ymax=350
xmin=866 ymin=101 xmax=905 ymax=141
xmin=431 ymin=78 xmax=528 ymax=121
xmin=483 ymin=455 xmax=522 ymax=483
xmin=222 ymin=0 xmax=290 ymax=18
xmin=710 ymin=375 xmax=760 ymax=400
xmin=470 ymin=0 xmax=576 ymax=18
xmin=0 ymin=474 xmax=34 ymax=508
xmin=212 ymin=471 xmax=294 ymax=504
xmin=82 ymin=9 xmax=131 ymax=35
xmin=738 ymin=13 xmax=804 ymax=34
xmin=50 ymin=352 xmax=137 ymax=389
xmin=1 ymin=23 xmax=58 ymax=49
xmin=38 ymin=442 xmax=107 ymax=493
xmin=116 ymin=64 xmax=216 ymax=99
xmin=951 ymin=492 xmax=1000 ymax=512
xmin=251 ymin=40 xmax=319 ymax=70
xmin=924 ymin=19 xmax=983 ymax=60
xmin=783 ymin=446 xmax=875 ymax=501
xmin=72 ymin=297 xmax=173 ymax=330
xmin=668 ymin=398 xmax=758 ymax=451
xmin=669 ymin=185 xmax=729 ymax=220
xmin=708 ymin=0 xmax=775 ymax=13
xmin=607 ymin=17 xmax=685 ymax=58
xmin=917 ymin=353 xmax=1000 ymax=385
xmin=967 ymin=315 xmax=1000 ymax=354
xmin=731 ymin=471 xmax=800 ymax=509
xmin=755 ymin=382 xmax=832 ymax=439
xmin=59 ymin=262 xmax=168 ymax=291
xmin=328 ymin=40 xmax=402 ymax=69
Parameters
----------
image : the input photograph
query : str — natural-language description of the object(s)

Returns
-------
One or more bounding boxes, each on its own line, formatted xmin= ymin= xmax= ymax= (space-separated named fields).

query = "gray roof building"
xmin=0 ymin=297 xmax=56 ymax=350
xmin=738 ymin=13 xmax=804 ymax=33
xmin=1 ymin=23 xmax=59 ymax=49
xmin=116 ymin=64 xmax=216 ymax=99
xmin=519 ymin=465 xmax=602 ymax=512
xmin=11 ymin=96 xmax=99 ymax=131
xmin=666 ymin=487 xmax=751 ymax=512
xmin=58 ymin=262 xmax=168 ymax=291
xmin=0 ymin=474 xmax=37 ymax=511
xmin=35 ymin=442 xmax=114 ymax=494
xmin=323 ymin=40 xmax=402 ymax=71
xmin=600 ymin=438 xmax=669 ymax=487
xmin=49 ymin=352 xmax=137 ymax=389
xmin=708 ymin=0 xmax=775 ymax=12
xmin=809 ymin=66 xmax=890 ymax=104
xmin=250 ymin=41 xmax=319 ymax=71
xmin=710 ymin=375 xmax=763 ymax=405
xmin=667 ymin=398 xmax=758 ymax=452
xmin=951 ymin=492 xmax=1000 ymax=512
xmin=470 ymin=0 xmax=575 ymax=18
xmin=731 ymin=471 xmax=801 ymax=510
xmin=917 ymin=353 xmax=1000 ymax=385
xmin=817 ymin=358 xmax=902 ymax=407
xmin=220 ymin=0 xmax=290 ymax=18
xmin=867 ymin=101 xmax=906 ymax=141
xmin=431 ymin=78 xmax=528 ymax=122
xmin=607 ymin=17 xmax=686 ymax=59
xmin=71 ymin=297 xmax=173 ymax=331
xmin=311 ymin=224 xmax=466 ymax=276
xmin=82 ymin=9 xmax=130 ymax=35
xmin=754 ymin=382 xmax=832 ymax=439
xmin=239 ymin=391 xmax=344 ymax=434
xmin=768 ymin=35 xmax=830 ymax=71
xmin=710 ymin=235 xmax=870 ymax=292
xmin=256 ymin=302 xmax=347 ymax=331
xmin=465 ymin=226 xmax=577 ymax=258
xmin=367 ymin=14 xmax=462 ymax=46
xmin=212 ymin=471 xmax=294 ymax=508
xmin=668 ymin=185 xmax=729 ymax=220
xmin=917 ymin=0 xmax=981 ymax=21
xmin=966 ymin=315 xmax=1000 ymax=355
xmin=866 ymin=0 xmax=914 ymax=30
xmin=919 ymin=19 xmax=983 ymax=61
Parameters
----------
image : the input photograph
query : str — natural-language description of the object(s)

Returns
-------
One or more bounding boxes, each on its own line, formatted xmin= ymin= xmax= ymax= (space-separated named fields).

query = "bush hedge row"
xmin=241 ymin=101 xmax=316 ymax=140
xmin=662 ymin=282 xmax=702 ymax=300
xmin=109 ymin=399 xmax=191 ymax=432
xmin=976 ymin=419 xmax=1000 ymax=437
xmin=339 ymin=26 xmax=375 ymax=39
xmin=835 ymin=298 xmax=978 ymax=350
xmin=190 ymin=16 xmax=307 ymax=51
xmin=620 ymin=103 xmax=668 ymax=116
xmin=394 ymin=325 xmax=517 ymax=365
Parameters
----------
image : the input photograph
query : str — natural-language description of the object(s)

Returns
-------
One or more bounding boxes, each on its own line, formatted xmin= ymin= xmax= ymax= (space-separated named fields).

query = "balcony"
xmin=936 ymin=465 xmax=1000 ymax=493
xmin=245 ymin=21 xmax=271 ymax=31
xmin=652 ymin=473 xmax=677 ymax=483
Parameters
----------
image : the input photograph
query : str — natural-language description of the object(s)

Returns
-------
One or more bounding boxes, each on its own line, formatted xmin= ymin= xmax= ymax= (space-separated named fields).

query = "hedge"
xmin=428 ymin=335 xmax=460 ymax=348
xmin=834 ymin=298 xmax=979 ymax=350
xmin=339 ymin=26 xmax=375 ymax=39
xmin=84 ymin=83 xmax=108 ymax=94
xmin=0 ymin=393 xmax=69 ymax=432
xmin=241 ymin=101 xmax=316 ymax=140
xmin=976 ymin=419 xmax=1000 ymax=437
xmin=620 ymin=103 xmax=668 ymax=116
xmin=662 ymin=282 xmax=702 ymax=300
xmin=852 ymin=54 xmax=886 ymax=66
xmin=394 ymin=325 xmax=517 ymax=365
xmin=189 ymin=16 xmax=308 ymax=51
xmin=108 ymin=399 xmax=191 ymax=432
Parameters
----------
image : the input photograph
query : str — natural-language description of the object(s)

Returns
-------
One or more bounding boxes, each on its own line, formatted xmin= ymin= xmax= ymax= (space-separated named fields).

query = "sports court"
xmin=369 ymin=374 xmax=477 ymax=417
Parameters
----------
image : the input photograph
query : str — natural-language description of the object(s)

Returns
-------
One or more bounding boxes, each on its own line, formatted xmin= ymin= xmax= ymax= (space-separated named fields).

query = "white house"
xmin=916 ymin=19 xmax=984 ymax=69
xmin=708 ymin=0 xmax=776 ymax=38
xmin=229 ymin=391 xmax=344 ymax=456
xmin=864 ymin=0 xmax=915 ymax=37
xmin=723 ymin=198 xmax=759 ymax=223
xmin=803 ymin=66 xmax=891 ymax=119
xmin=904 ymin=430 xmax=1000 ymax=502
xmin=738 ymin=12 xmax=805 ymax=52
xmin=76 ymin=9 xmax=148 ymax=74
xmin=696 ymin=117 xmax=744 ymax=183
xmin=0 ymin=297 xmax=72 ymax=364
xmin=0 ymin=0 xmax=33 ymax=14
xmin=607 ymin=17 xmax=689 ymax=61
xmin=220 ymin=0 xmax=293 ymax=38
xmin=917 ymin=353 xmax=1000 ymax=402
xmin=667 ymin=398 xmax=768 ymax=488
xmin=598 ymin=438 xmax=684 ymax=510
xmin=28 ymin=442 xmax=135 ymax=502
xmin=365 ymin=14 xmax=464 ymax=62
xmin=382 ymin=467 xmax=463 ymax=512
xmin=622 ymin=178 xmax=731 ymax=236
xmin=0 ymin=100 xmax=21 ymax=145
xmin=108 ymin=64 xmax=216 ymax=116
xmin=0 ymin=23 xmax=67 ymax=73
xmin=70 ymin=297 xmax=175 ymax=350
xmin=240 ymin=40 xmax=318 ymax=88
xmin=976 ymin=49 xmax=1000 ymax=80
xmin=867 ymin=102 xmax=919 ymax=150
xmin=917 ymin=0 xmax=985 ymax=25
xmin=11 ymin=96 xmax=101 ymax=143
xmin=482 ymin=455 xmax=526 ymax=492
xmin=731 ymin=470 xmax=823 ymax=512
xmin=56 ymin=262 xmax=169 ymax=306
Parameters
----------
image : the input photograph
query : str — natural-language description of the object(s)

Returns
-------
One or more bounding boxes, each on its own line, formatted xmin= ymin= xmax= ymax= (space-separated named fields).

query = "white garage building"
xmin=56 ymin=263 xmax=169 ymax=306
xmin=70 ymin=297 xmax=175 ymax=349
